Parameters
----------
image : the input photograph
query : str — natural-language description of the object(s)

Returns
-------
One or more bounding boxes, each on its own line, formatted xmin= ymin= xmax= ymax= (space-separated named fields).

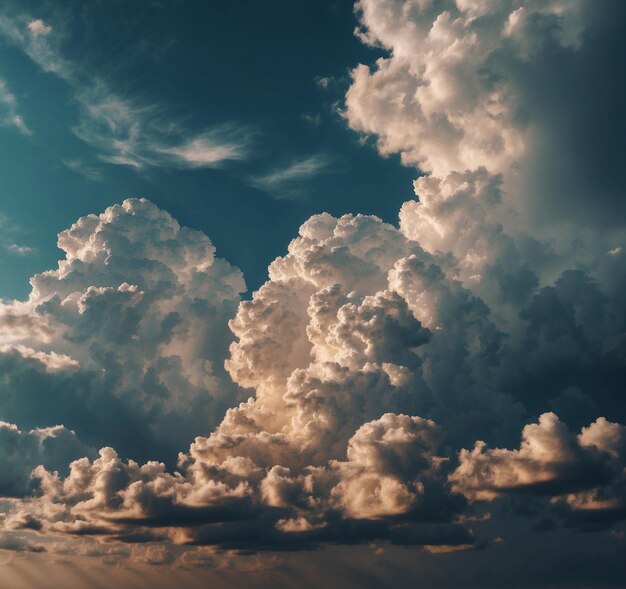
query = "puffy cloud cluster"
xmin=1 ymin=186 xmax=624 ymax=555
xmin=345 ymin=0 xmax=626 ymax=334
xmin=0 ymin=194 xmax=615 ymax=555
xmin=452 ymin=413 xmax=626 ymax=525
xmin=0 ymin=198 xmax=246 ymax=461
xmin=348 ymin=0 xmax=586 ymax=177
xmin=1 ymin=206 xmax=491 ymax=552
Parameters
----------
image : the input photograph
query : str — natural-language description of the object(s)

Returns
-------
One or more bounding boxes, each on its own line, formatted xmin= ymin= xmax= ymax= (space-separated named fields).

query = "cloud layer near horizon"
xmin=0 ymin=0 xmax=625 ymax=575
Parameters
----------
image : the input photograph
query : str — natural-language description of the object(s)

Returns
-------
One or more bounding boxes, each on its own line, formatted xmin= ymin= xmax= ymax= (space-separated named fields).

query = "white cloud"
xmin=71 ymin=84 xmax=250 ymax=170
xmin=249 ymin=155 xmax=332 ymax=199
xmin=347 ymin=0 xmax=589 ymax=178
xmin=346 ymin=0 xmax=626 ymax=241
xmin=0 ymin=78 xmax=31 ymax=135
xmin=0 ymin=14 xmax=249 ymax=170
xmin=6 ymin=243 xmax=35 ymax=255
xmin=27 ymin=19 xmax=52 ymax=37
xmin=156 ymin=127 xmax=250 ymax=168
xmin=0 ymin=198 xmax=247 ymax=459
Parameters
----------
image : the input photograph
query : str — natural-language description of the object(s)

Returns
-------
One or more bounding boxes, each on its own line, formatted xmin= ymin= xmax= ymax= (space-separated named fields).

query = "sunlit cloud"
xmin=0 ymin=0 xmax=624 ymax=584
xmin=27 ymin=18 xmax=51 ymax=37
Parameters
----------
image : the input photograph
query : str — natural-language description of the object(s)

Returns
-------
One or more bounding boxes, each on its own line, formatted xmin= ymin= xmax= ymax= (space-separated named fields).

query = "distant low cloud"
xmin=6 ymin=243 xmax=35 ymax=255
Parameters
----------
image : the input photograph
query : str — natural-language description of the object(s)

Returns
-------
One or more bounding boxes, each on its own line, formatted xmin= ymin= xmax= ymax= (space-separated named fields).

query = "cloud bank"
xmin=0 ymin=0 xmax=625 ymax=577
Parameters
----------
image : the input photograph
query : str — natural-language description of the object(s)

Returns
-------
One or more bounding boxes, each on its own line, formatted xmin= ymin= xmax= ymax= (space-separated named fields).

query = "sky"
xmin=0 ymin=0 xmax=416 ymax=300
xmin=0 ymin=1 xmax=625 ymax=588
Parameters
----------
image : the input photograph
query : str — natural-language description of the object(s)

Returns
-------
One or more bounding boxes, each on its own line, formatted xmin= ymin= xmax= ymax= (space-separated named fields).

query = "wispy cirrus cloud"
xmin=0 ymin=14 xmax=66 ymax=77
xmin=0 ymin=77 xmax=31 ymax=135
xmin=0 ymin=13 xmax=250 ymax=171
xmin=71 ymin=85 xmax=251 ymax=170
xmin=248 ymin=154 xmax=333 ymax=199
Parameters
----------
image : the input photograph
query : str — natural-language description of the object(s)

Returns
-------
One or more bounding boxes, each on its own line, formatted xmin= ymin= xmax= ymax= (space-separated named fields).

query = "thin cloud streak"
xmin=0 ymin=78 xmax=31 ymax=135
xmin=249 ymin=154 xmax=333 ymax=199
xmin=0 ymin=13 xmax=249 ymax=171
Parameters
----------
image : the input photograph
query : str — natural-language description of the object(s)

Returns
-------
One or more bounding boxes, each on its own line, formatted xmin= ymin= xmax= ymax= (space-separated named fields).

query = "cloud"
xmin=0 ymin=77 xmax=31 ymax=135
xmin=248 ymin=155 xmax=333 ymax=200
xmin=27 ymin=19 xmax=51 ymax=37
xmin=0 ymin=13 xmax=249 ymax=170
xmin=6 ymin=243 xmax=35 ymax=255
xmin=0 ymin=0 xmax=624 ymax=574
xmin=155 ymin=126 xmax=250 ymax=168
xmin=0 ymin=421 xmax=93 ymax=497
xmin=0 ymin=188 xmax=623 ymax=556
xmin=451 ymin=413 xmax=626 ymax=525
xmin=0 ymin=198 xmax=246 ymax=462
xmin=71 ymin=84 xmax=250 ymax=170
xmin=346 ymin=0 xmax=626 ymax=228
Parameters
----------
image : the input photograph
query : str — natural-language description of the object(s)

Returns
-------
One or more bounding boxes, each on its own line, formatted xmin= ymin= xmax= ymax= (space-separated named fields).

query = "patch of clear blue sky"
xmin=0 ymin=0 xmax=417 ymax=299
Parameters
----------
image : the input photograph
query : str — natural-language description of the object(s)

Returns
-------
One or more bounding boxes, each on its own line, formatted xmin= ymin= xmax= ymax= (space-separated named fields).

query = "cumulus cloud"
xmin=0 ymin=187 xmax=623 ymax=556
xmin=451 ymin=413 xmax=626 ymax=526
xmin=0 ymin=421 xmax=92 ymax=497
xmin=0 ymin=198 xmax=246 ymax=461
xmin=3 ymin=179 xmax=624 ymax=553
xmin=346 ymin=0 xmax=626 ymax=224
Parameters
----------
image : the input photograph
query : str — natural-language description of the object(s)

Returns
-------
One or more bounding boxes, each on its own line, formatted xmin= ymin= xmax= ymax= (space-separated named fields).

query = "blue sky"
xmin=0 ymin=0 xmax=416 ymax=299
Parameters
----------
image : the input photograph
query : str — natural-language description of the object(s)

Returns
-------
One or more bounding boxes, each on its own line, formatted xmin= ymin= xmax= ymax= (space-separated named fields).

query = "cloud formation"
xmin=0 ymin=421 xmax=92 ymax=497
xmin=0 ymin=0 xmax=624 ymax=578
xmin=0 ymin=77 xmax=30 ymax=135
xmin=0 ymin=187 xmax=622 ymax=557
xmin=248 ymin=155 xmax=332 ymax=200
xmin=0 ymin=14 xmax=249 ymax=170
xmin=346 ymin=0 xmax=626 ymax=226
xmin=0 ymin=199 xmax=246 ymax=462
